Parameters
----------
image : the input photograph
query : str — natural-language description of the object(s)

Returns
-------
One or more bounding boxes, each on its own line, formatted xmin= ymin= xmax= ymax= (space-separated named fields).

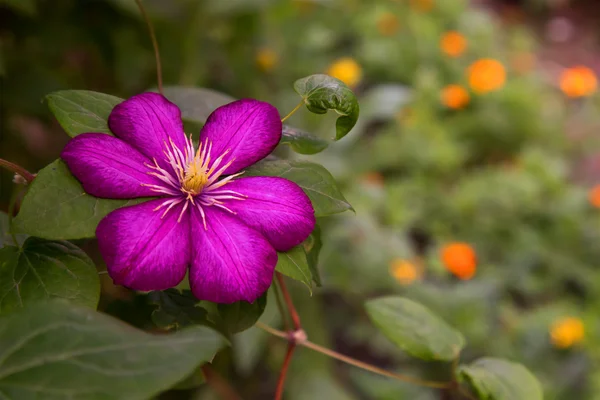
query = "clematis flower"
xmin=61 ymin=93 xmax=315 ymax=303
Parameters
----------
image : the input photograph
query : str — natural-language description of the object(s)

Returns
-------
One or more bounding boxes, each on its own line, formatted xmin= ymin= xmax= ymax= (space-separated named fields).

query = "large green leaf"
xmin=280 ymin=125 xmax=329 ymax=155
xmin=46 ymin=90 xmax=123 ymax=137
xmin=0 ymin=301 xmax=227 ymax=400
xmin=365 ymin=297 xmax=465 ymax=361
xmin=0 ymin=238 xmax=99 ymax=314
xmin=12 ymin=160 xmax=146 ymax=240
xmin=293 ymin=74 xmax=360 ymax=140
xmin=0 ymin=212 xmax=26 ymax=249
xmin=458 ymin=358 xmax=543 ymax=400
xmin=276 ymin=246 xmax=312 ymax=292
xmin=245 ymin=159 xmax=352 ymax=217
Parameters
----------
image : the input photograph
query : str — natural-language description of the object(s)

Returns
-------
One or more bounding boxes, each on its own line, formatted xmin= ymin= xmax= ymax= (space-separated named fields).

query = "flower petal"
xmin=61 ymin=133 xmax=167 ymax=199
xmin=97 ymin=199 xmax=190 ymax=291
xmin=108 ymin=92 xmax=187 ymax=165
xmin=199 ymin=99 xmax=282 ymax=175
xmin=189 ymin=206 xmax=277 ymax=303
xmin=214 ymin=177 xmax=315 ymax=251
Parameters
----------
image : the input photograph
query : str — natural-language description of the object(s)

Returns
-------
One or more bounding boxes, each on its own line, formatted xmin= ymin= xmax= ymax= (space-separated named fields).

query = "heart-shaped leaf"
xmin=0 ymin=238 xmax=100 ymax=314
xmin=280 ymin=125 xmax=329 ymax=155
xmin=365 ymin=296 xmax=465 ymax=361
xmin=458 ymin=358 xmax=543 ymax=400
xmin=276 ymin=246 xmax=312 ymax=292
xmin=12 ymin=160 xmax=146 ymax=240
xmin=46 ymin=90 xmax=123 ymax=137
xmin=293 ymin=74 xmax=360 ymax=140
xmin=245 ymin=159 xmax=352 ymax=217
xmin=0 ymin=301 xmax=227 ymax=399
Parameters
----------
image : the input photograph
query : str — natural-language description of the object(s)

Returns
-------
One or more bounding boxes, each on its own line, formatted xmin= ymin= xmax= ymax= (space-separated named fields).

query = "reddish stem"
xmin=275 ymin=343 xmax=296 ymax=400
xmin=275 ymin=272 xmax=301 ymax=330
xmin=0 ymin=159 xmax=35 ymax=183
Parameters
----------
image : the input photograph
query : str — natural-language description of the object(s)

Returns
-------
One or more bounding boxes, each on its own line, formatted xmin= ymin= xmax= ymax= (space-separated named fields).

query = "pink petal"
xmin=108 ymin=92 xmax=187 ymax=167
xmin=189 ymin=206 xmax=277 ymax=303
xmin=61 ymin=133 xmax=166 ymax=199
xmin=215 ymin=177 xmax=315 ymax=251
xmin=97 ymin=199 xmax=190 ymax=291
xmin=199 ymin=99 xmax=281 ymax=175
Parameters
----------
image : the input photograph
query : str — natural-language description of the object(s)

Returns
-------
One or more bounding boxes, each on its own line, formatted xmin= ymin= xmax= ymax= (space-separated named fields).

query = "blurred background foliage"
xmin=2 ymin=0 xmax=600 ymax=399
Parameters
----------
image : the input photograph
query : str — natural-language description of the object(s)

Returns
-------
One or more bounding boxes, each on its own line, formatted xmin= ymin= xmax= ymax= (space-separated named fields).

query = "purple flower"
xmin=61 ymin=93 xmax=315 ymax=303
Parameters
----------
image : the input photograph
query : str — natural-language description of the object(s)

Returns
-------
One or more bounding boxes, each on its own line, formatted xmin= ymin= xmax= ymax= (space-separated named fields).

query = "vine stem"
xmin=255 ymin=322 xmax=454 ymax=390
xmin=0 ymin=159 xmax=35 ymax=183
xmin=134 ymin=0 xmax=163 ymax=94
xmin=280 ymin=100 xmax=305 ymax=123
xmin=275 ymin=343 xmax=296 ymax=400
xmin=200 ymin=364 xmax=242 ymax=400
xmin=275 ymin=272 xmax=301 ymax=330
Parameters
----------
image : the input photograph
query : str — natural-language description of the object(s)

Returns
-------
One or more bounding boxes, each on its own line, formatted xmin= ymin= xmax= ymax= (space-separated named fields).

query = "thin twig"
xmin=280 ymin=100 xmax=304 ymax=123
xmin=275 ymin=272 xmax=301 ymax=330
xmin=0 ymin=159 xmax=35 ymax=183
xmin=201 ymin=364 xmax=243 ymax=400
xmin=256 ymin=323 xmax=454 ymax=390
xmin=273 ymin=277 xmax=292 ymax=331
xmin=134 ymin=0 xmax=163 ymax=94
xmin=275 ymin=343 xmax=296 ymax=400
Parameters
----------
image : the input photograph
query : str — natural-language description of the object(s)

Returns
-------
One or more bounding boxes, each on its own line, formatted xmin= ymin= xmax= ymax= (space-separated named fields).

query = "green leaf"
xmin=216 ymin=292 xmax=268 ymax=334
xmin=458 ymin=358 xmax=543 ymax=400
xmin=276 ymin=246 xmax=312 ymax=292
xmin=293 ymin=74 xmax=360 ymax=140
xmin=365 ymin=296 xmax=465 ymax=361
xmin=0 ymin=301 xmax=227 ymax=399
xmin=12 ymin=160 xmax=146 ymax=240
xmin=46 ymin=90 xmax=123 ymax=137
xmin=245 ymin=159 xmax=352 ymax=217
xmin=161 ymin=86 xmax=235 ymax=124
xmin=0 ymin=212 xmax=27 ymax=248
xmin=302 ymin=225 xmax=323 ymax=286
xmin=0 ymin=238 xmax=100 ymax=314
xmin=148 ymin=289 xmax=213 ymax=331
xmin=280 ymin=125 xmax=329 ymax=155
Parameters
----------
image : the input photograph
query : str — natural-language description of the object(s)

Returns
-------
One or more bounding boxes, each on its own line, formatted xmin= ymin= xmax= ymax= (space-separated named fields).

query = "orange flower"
xmin=588 ymin=185 xmax=600 ymax=207
xmin=327 ymin=57 xmax=362 ymax=87
xmin=440 ymin=31 xmax=467 ymax=58
xmin=390 ymin=259 xmax=420 ymax=285
xmin=410 ymin=0 xmax=433 ymax=12
xmin=468 ymin=59 xmax=506 ymax=94
xmin=256 ymin=48 xmax=278 ymax=72
xmin=377 ymin=12 xmax=400 ymax=36
xmin=550 ymin=317 xmax=585 ymax=349
xmin=560 ymin=66 xmax=597 ymax=98
xmin=441 ymin=242 xmax=476 ymax=279
xmin=441 ymin=84 xmax=470 ymax=109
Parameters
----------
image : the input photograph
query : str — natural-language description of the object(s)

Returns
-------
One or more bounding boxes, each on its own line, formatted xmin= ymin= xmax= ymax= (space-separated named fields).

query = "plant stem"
xmin=200 ymin=364 xmax=242 ymax=400
xmin=275 ymin=272 xmax=301 ymax=330
xmin=273 ymin=277 xmax=292 ymax=331
xmin=135 ymin=0 xmax=163 ymax=95
xmin=275 ymin=343 xmax=296 ymax=400
xmin=255 ymin=323 xmax=454 ymax=390
xmin=0 ymin=159 xmax=35 ymax=183
xmin=280 ymin=100 xmax=305 ymax=123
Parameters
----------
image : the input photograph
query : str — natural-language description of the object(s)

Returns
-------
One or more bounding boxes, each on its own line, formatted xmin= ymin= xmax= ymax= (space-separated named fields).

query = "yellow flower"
xmin=468 ymin=58 xmax=506 ymax=94
xmin=256 ymin=48 xmax=278 ymax=72
xmin=550 ymin=317 xmax=585 ymax=348
xmin=560 ymin=66 xmax=597 ymax=98
xmin=440 ymin=31 xmax=467 ymax=58
xmin=377 ymin=12 xmax=400 ymax=36
xmin=441 ymin=84 xmax=470 ymax=109
xmin=390 ymin=259 xmax=420 ymax=285
xmin=327 ymin=57 xmax=362 ymax=88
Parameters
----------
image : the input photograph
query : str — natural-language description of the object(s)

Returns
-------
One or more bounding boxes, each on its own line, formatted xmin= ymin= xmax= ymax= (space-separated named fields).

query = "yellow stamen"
xmin=182 ymin=155 xmax=209 ymax=195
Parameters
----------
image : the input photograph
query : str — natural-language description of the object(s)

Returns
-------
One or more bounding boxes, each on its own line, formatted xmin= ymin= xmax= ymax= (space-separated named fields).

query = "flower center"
xmin=182 ymin=159 xmax=208 ymax=195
